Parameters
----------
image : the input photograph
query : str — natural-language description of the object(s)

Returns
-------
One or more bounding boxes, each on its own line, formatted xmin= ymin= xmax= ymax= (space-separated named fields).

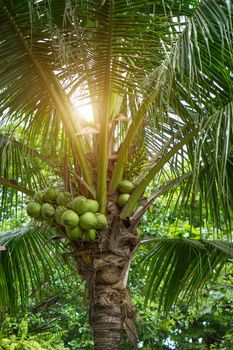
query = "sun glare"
xmin=77 ymin=103 xmax=94 ymax=123
xmin=72 ymin=95 xmax=94 ymax=124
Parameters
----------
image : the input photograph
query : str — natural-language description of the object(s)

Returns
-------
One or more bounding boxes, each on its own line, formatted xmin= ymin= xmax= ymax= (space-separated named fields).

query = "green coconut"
xmin=61 ymin=210 xmax=79 ymax=227
xmin=26 ymin=202 xmax=41 ymax=219
xmin=86 ymin=199 xmax=99 ymax=213
xmin=56 ymin=191 xmax=72 ymax=206
xmin=79 ymin=212 xmax=97 ymax=230
xmin=118 ymin=180 xmax=134 ymax=194
xmin=54 ymin=206 xmax=67 ymax=225
xmin=95 ymin=213 xmax=108 ymax=229
xmin=117 ymin=193 xmax=130 ymax=207
xmin=87 ymin=228 xmax=96 ymax=240
xmin=41 ymin=203 xmax=55 ymax=219
xmin=83 ymin=229 xmax=96 ymax=241
xmin=82 ymin=232 xmax=89 ymax=242
xmin=71 ymin=196 xmax=89 ymax=215
xmin=44 ymin=187 xmax=58 ymax=202
xmin=66 ymin=225 xmax=83 ymax=240
xmin=33 ymin=191 xmax=44 ymax=204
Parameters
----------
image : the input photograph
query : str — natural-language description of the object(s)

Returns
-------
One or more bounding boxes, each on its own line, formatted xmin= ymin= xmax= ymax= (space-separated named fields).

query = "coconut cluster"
xmin=26 ymin=188 xmax=108 ymax=242
xmin=26 ymin=179 xmax=134 ymax=240
xmin=116 ymin=180 xmax=134 ymax=207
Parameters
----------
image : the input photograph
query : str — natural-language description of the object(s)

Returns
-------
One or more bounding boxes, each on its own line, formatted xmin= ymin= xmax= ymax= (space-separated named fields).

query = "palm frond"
xmin=0 ymin=0 xmax=94 ymax=190
xmin=0 ymin=133 xmax=52 ymax=223
xmin=112 ymin=0 xmax=232 ymax=191
xmin=146 ymin=0 xmax=233 ymax=111
xmin=0 ymin=133 xmax=51 ymax=191
xmin=58 ymin=0 xmax=191 ymax=104
xmin=142 ymin=238 xmax=233 ymax=314
xmin=131 ymin=172 xmax=192 ymax=225
xmin=118 ymin=91 xmax=233 ymax=232
xmin=168 ymin=100 xmax=233 ymax=230
xmin=121 ymin=129 xmax=196 ymax=218
xmin=0 ymin=225 xmax=70 ymax=314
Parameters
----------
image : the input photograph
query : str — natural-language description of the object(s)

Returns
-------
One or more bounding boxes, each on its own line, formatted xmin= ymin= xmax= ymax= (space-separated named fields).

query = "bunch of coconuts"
xmin=26 ymin=179 xmax=134 ymax=242
xmin=26 ymin=188 xmax=107 ymax=242
xmin=116 ymin=180 xmax=134 ymax=207
xmin=116 ymin=180 xmax=142 ymax=236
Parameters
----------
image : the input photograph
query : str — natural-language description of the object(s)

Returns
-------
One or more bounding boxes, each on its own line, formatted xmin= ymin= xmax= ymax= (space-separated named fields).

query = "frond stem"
xmin=0 ymin=178 xmax=33 ymax=196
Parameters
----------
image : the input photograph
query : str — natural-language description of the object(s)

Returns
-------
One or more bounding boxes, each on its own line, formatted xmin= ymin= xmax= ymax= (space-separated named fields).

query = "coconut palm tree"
xmin=0 ymin=0 xmax=233 ymax=349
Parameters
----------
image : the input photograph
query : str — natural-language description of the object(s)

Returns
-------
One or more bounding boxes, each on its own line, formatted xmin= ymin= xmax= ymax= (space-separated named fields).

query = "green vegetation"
xmin=0 ymin=316 xmax=68 ymax=349
xmin=1 ymin=187 xmax=233 ymax=349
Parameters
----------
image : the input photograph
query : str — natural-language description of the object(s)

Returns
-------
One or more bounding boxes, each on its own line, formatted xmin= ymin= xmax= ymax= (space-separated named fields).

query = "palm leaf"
xmin=165 ymin=100 xmax=233 ymax=229
xmin=0 ymin=133 xmax=52 ymax=223
xmin=118 ymin=93 xmax=233 ymax=231
xmin=111 ymin=0 xmax=233 ymax=193
xmin=0 ymin=225 xmax=70 ymax=314
xmin=0 ymin=133 xmax=50 ymax=191
xmin=121 ymin=129 xmax=196 ymax=218
xmin=142 ymin=238 xmax=233 ymax=314
xmin=0 ymin=0 xmax=93 ymax=190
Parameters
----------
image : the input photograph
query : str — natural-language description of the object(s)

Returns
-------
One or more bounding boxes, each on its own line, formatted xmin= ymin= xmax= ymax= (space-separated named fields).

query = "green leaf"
xmin=0 ymin=225 xmax=70 ymax=313
xmin=142 ymin=238 xmax=233 ymax=313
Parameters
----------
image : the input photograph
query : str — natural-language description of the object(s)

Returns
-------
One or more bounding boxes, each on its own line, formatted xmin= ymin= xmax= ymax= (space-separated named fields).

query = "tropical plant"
xmin=0 ymin=0 xmax=233 ymax=349
xmin=0 ymin=315 xmax=68 ymax=350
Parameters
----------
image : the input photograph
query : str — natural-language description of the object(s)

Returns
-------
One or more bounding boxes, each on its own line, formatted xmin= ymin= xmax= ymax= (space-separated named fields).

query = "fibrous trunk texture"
xmin=72 ymin=218 xmax=139 ymax=350
xmin=90 ymin=289 xmax=122 ymax=349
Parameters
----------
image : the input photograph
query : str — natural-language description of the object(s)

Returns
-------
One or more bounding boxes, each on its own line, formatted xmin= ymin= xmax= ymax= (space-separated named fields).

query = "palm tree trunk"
xmin=73 ymin=219 xmax=139 ymax=349
xmin=90 ymin=291 xmax=122 ymax=350
xmin=89 ymin=259 xmax=138 ymax=350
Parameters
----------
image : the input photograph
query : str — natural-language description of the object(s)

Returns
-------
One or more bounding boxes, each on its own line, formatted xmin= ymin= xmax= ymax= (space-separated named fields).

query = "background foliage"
xmin=1 ymin=187 xmax=233 ymax=349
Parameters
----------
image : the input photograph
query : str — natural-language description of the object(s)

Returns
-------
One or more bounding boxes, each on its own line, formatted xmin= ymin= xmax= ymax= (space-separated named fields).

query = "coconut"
xmin=71 ymin=196 xmax=89 ymax=215
xmin=118 ymin=180 xmax=134 ymax=194
xmin=83 ymin=229 xmax=96 ymax=241
xmin=26 ymin=202 xmax=41 ymax=219
xmin=54 ymin=206 xmax=67 ymax=225
xmin=61 ymin=210 xmax=79 ymax=227
xmin=33 ymin=191 xmax=44 ymax=204
xmin=117 ymin=193 xmax=130 ymax=207
xmin=41 ymin=203 xmax=55 ymax=219
xmin=56 ymin=191 xmax=72 ymax=206
xmin=82 ymin=232 xmax=89 ymax=242
xmin=87 ymin=229 xmax=96 ymax=240
xmin=44 ymin=187 xmax=58 ymax=202
xmin=66 ymin=225 xmax=83 ymax=240
xmin=79 ymin=212 xmax=97 ymax=230
xmin=95 ymin=213 xmax=108 ymax=229
xmin=86 ymin=199 xmax=99 ymax=213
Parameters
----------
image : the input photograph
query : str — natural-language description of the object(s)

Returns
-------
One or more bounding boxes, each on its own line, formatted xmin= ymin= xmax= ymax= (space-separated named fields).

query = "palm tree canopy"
xmin=0 ymin=0 xmax=232 ymax=221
